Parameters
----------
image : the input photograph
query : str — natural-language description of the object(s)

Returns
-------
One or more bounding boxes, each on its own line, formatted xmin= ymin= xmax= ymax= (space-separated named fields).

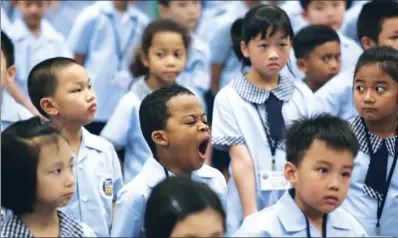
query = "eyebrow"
xmin=316 ymin=160 xmax=353 ymax=169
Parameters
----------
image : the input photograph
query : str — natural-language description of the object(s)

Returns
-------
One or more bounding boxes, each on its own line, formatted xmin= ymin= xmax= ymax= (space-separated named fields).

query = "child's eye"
xmin=174 ymin=52 xmax=183 ymax=58
xmin=390 ymin=35 xmax=398 ymax=40
xmin=355 ymin=85 xmax=364 ymax=92
xmin=322 ymin=56 xmax=330 ymax=63
xmin=72 ymin=88 xmax=82 ymax=93
xmin=88 ymin=85 xmax=92 ymax=90
xmin=342 ymin=172 xmax=351 ymax=178
xmin=258 ymin=44 xmax=268 ymax=49
xmin=279 ymin=43 xmax=287 ymax=48
xmin=376 ymin=86 xmax=385 ymax=93
xmin=52 ymin=169 xmax=61 ymax=175
xmin=318 ymin=168 xmax=328 ymax=174
xmin=156 ymin=52 xmax=165 ymax=57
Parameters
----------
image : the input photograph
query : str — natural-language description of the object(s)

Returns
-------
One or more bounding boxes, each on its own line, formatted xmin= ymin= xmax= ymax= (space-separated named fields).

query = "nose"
xmin=328 ymin=174 xmax=340 ymax=192
xmin=268 ymin=48 xmax=279 ymax=61
xmin=364 ymin=89 xmax=375 ymax=104
xmin=198 ymin=123 xmax=209 ymax=132
xmin=86 ymin=88 xmax=96 ymax=102
xmin=166 ymin=55 xmax=177 ymax=67
xmin=329 ymin=59 xmax=339 ymax=72
xmin=65 ymin=169 xmax=76 ymax=188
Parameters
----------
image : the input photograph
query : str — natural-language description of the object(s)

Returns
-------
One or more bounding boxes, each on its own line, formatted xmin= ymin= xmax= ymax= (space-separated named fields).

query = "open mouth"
xmin=198 ymin=137 xmax=210 ymax=158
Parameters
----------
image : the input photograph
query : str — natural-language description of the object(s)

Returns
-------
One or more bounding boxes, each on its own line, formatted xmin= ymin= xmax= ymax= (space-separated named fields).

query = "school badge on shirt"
xmin=100 ymin=178 xmax=113 ymax=199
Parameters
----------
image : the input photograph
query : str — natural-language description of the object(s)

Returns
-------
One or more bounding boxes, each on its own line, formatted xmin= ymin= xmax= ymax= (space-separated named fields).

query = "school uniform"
xmin=340 ymin=1 xmax=369 ymax=44
xmin=341 ymin=116 xmax=398 ymax=237
xmin=290 ymin=32 xmax=363 ymax=81
xmin=314 ymin=66 xmax=357 ymax=120
xmin=45 ymin=1 xmax=95 ymax=39
xmin=100 ymin=76 xmax=152 ymax=183
xmin=233 ymin=189 xmax=368 ymax=237
xmin=111 ymin=157 xmax=227 ymax=237
xmin=1 ymin=7 xmax=11 ymax=33
xmin=58 ymin=128 xmax=124 ymax=237
xmin=68 ymin=1 xmax=149 ymax=123
xmin=8 ymin=18 xmax=72 ymax=96
xmin=1 ymin=210 xmax=96 ymax=237
xmin=211 ymin=74 xmax=319 ymax=234
xmin=1 ymin=92 xmax=33 ymax=132
xmin=1 ymin=1 xmax=21 ymax=23
xmin=280 ymin=1 xmax=307 ymax=34
xmin=176 ymin=33 xmax=211 ymax=112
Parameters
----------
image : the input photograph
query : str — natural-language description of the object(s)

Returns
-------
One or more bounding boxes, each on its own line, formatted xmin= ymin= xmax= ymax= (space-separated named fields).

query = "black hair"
xmin=293 ymin=24 xmax=340 ymax=59
xmin=1 ymin=30 xmax=15 ymax=67
xmin=354 ymin=46 xmax=398 ymax=83
xmin=27 ymin=57 xmax=78 ymax=117
xmin=144 ymin=176 xmax=226 ymax=238
xmin=357 ymin=0 xmax=398 ymax=46
xmin=299 ymin=0 xmax=352 ymax=10
xmin=286 ymin=114 xmax=359 ymax=166
xmin=139 ymin=84 xmax=194 ymax=156
xmin=230 ymin=4 xmax=294 ymax=68
xmin=158 ymin=0 xmax=171 ymax=6
xmin=1 ymin=117 xmax=67 ymax=216
xmin=130 ymin=18 xmax=191 ymax=78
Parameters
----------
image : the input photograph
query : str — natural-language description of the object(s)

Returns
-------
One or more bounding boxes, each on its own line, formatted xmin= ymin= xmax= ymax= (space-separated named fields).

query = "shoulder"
xmin=292 ymin=79 xmax=314 ymax=98
xmin=215 ymin=84 xmax=238 ymax=102
xmin=234 ymin=205 xmax=281 ymax=236
xmin=330 ymin=207 xmax=368 ymax=235
xmin=41 ymin=19 xmax=66 ymax=42
xmin=83 ymin=129 xmax=118 ymax=156
xmin=119 ymin=91 xmax=141 ymax=109
xmin=197 ymin=165 xmax=226 ymax=186
xmin=129 ymin=6 xmax=150 ymax=26
xmin=191 ymin=35 xmax=210 ymax=54
xmin=116 ymin=174 xmax=148 ymax=207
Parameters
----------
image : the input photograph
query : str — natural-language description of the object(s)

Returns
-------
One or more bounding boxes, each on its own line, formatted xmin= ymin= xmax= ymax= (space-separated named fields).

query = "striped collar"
xmin=231 ymin=74 xmax=294 ymax=104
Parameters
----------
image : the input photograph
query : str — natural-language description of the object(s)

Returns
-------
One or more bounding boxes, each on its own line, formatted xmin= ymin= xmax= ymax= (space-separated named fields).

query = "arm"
xmin=230 ymin=144 xmax=257 ymax=217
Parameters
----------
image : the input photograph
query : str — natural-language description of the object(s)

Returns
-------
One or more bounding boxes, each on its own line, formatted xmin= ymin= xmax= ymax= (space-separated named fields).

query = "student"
xmin=1 ymin=117 xmax=96 ymax=237
xmin=101 ymin=19 xmax=191 ymax=183
xmin=233 ymin=114 xmax=368 ymax=237
xmin=293 ymin=25 xmax=341 ymax=92
xmin=211 ymin=5 xmax=319 ymax=235
xmin=145 ymin=176 xmax=226 ymax=238
xmin=289 ymin=0 xmax=361 ymax=80
xmin=158 ymin=0 xmax=211 ymax=112
xmin=7 ymin=1 xmax=71 ymax=96
xmin=1 ymin=31 xmax=33 ymax=131
xmin=315 ymin=0 xmax=398 ymax=120
xmin=341 ymin=46 xmax=398 ymax=237
xmin=68 ymin=0 xmax=149 ymax=135
xmin=111 ymin=84 xmax=227 ymax=238
xmin=27 ymin=57 xmax=124 ymax=237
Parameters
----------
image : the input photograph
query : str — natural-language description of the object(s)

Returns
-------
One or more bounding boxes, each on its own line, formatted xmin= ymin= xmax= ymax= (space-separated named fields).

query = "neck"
xmin=364 ymin=115 xmax=397 ymax=138
xmin=21 ymin=205 xmax=59 ymax=233
xmin=245 ymin=70 xmax=279 ymax=90
xmin=27 ymin=24 xmax=41 ymax=38
xmin=146 ymin=75 xmax=170 ymax=91
xmin=113 ymin=1 xmax=128 ymax=13
xmin=304 ymin=78 xmax=322 ymax=92
xmin=157 ymin=152 xmax=192 ymax=176
xmin=294 ymin=190 xmax=324 ymax=233
xmin=51 ymin=119 xmax=82 ymax=155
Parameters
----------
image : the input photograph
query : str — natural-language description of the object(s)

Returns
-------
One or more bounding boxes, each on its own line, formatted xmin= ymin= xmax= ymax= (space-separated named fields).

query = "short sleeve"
xmin=209 ymin=22 xmax=232 ymax=64
xmin=110 ymin=146 xmax=124 ymax=201
xmin=68 ymin=7 xmax=100 ymax=55
xmin=101 ymin=93 xmax=139 ymax=148
xmin=111 ymin=191 xmax=145 ymax=237
xmin=211 ymin=89 xmax=245 ymax=151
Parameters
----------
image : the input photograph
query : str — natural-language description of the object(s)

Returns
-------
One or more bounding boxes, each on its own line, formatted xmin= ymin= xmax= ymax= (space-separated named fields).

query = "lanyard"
xmin=164 ymin=167 xmax=169 ymax=178
xmin=305 ymin=214 xmax=327 ymax=238
xmin=106 ymin=13 xmax=138 ymax=71
xmin=254 ymin=104 xmax=281 ymax=171
xmin=361 ymin=118 xmax=398 ymax=235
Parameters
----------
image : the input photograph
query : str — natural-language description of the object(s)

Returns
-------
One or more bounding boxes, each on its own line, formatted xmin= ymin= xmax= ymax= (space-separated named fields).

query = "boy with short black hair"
xmin=27 ymin=57 xmax=124 ymax=237
xmin=293 ymin=25 xmax=341 ymax=92
xmin=111 ymin=84 xmax=227 ymax=237
xmin=234 ymin=114 xmax=367 ymax=237
xmin=316 ymin=0 xmax=398 ymax=120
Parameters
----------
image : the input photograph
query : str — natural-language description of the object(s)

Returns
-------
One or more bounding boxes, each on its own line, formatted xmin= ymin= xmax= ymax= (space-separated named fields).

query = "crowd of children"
xmin=1 ymin=0 xmax=398 ymax=237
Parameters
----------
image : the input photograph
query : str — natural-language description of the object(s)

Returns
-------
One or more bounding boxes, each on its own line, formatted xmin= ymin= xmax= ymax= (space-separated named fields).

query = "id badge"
xmin=112 ymin=71 xmax=132 ymax=90
xmin=259 ymin=170 xmax=290 ymax=191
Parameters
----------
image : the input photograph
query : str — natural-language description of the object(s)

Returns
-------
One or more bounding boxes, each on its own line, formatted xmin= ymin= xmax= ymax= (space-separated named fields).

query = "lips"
xmin=267 ymin=63 xmax=280 ymax=68
xmin=64 ymin=192 xmax=74 ymax=199
xmin=198 ymin=136 xmax=210 ymax=159
xmin=88 ymin=103 xmax=97 ymax=112
xmin=324 ymin=195 xmax=338 ymax=204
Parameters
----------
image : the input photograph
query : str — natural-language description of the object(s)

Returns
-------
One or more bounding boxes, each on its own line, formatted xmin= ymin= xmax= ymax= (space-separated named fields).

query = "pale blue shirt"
xmin=341 ymin=116 xmax=398 ymax=236
xmin=8 ymin=18 xmax=72 ymax=96
xmin=111 ymin=157 xmax=227 ymax=238
xmin=340 ymin=1 xmax=369 ymax=44
xmin=101 ymin=76 xmax=152 ymax=183
xmin=68 ymin=1 xmax=149 ymax=122
xmin=290 ymin=32 xmax=363 ymax=80
xmin=1 ymin=7 xmax=11 ymax=33
xmin=211 ymin=74 xmax=319 ymax=235
xmin=45 ymin=1 xmax=95 ymax=39
xmin=1 ymin=90 xmax=33 ymax=132
xmin=234 ymin=189 xmax=368 ymax=237
xmin=280 ymin=1 xmax=307 ymax=34
xmin=314 ymin=66 xmax=357 ymax=120
xmin=59 ymin=128 xmax=124 ymax=237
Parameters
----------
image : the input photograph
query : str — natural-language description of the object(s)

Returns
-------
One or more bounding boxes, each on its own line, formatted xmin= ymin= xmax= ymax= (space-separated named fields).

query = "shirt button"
xmin=78 ymin=164 xmax=83 ymax=169
xmin=82 ymin=196 xmax=88 ymax=202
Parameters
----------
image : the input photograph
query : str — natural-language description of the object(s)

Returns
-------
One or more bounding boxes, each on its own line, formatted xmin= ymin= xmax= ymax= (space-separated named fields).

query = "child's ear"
xmin=151 ymin=130 xmax=169 ymax=147
xmin=240 ymin=40 xmax=249 ymax=58
xmin=296 ymin=58 xmax=308 ymax=73
xmin=140 ymin=52 xmax=150 ymax=68
xmin=6 ymin=65 xmax=16 ymax=84
xmin=40 ymin=97 xmax=59 ymax=117
xmin=360 ymin=36 xmax=377 ymax=50
xmin=301 ymin=10 xmax=309 ymax=21
xmin=284 ymin=162 xmax=298 ymax=185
